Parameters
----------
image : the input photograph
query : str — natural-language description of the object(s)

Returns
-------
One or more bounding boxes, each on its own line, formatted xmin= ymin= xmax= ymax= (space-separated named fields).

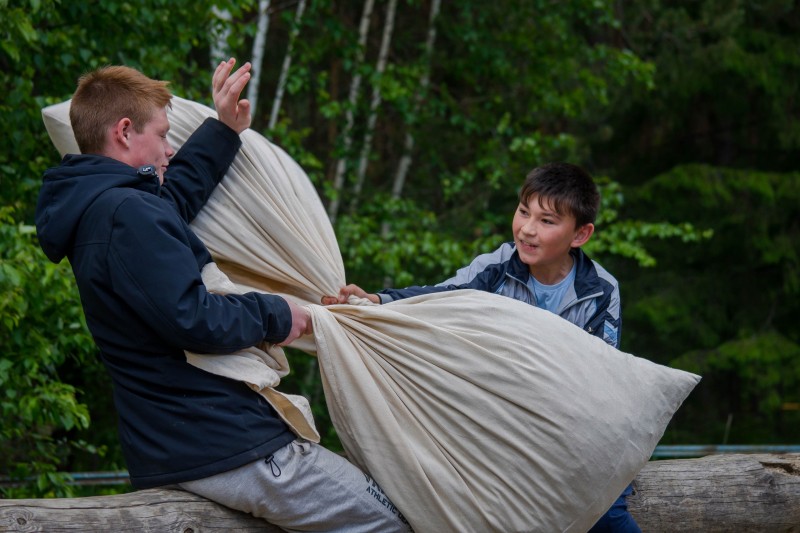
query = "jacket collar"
xmin=507 ymin=247 xmax=602 ymax=299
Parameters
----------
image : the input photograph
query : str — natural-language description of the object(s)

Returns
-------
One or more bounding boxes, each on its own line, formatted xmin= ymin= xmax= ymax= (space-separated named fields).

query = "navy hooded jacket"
xmin=35 ymin=117 xmax=295 ymax=488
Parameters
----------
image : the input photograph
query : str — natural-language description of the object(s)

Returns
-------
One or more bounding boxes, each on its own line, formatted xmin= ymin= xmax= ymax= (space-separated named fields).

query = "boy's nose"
xmin=522 ymin=220 xmax=537 ymax=234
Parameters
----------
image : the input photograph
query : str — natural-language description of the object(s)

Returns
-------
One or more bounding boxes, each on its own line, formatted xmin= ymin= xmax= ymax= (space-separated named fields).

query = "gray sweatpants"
xmin=178 ymin=439 xmax=412 ymax=533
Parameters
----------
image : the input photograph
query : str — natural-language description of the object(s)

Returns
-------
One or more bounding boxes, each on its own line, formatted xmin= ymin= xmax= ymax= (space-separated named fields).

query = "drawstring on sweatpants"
xmin=264 ymin=455 xmax=281 ymax=477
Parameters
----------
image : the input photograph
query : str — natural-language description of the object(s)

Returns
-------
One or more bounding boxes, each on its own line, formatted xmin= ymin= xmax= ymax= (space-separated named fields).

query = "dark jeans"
xmin=588 ymin=483 xmax=641 ymax=533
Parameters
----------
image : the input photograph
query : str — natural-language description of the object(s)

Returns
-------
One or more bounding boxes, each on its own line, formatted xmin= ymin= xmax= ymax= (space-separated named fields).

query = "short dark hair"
xmin=518 ymin=162 xmax=600 ymax=228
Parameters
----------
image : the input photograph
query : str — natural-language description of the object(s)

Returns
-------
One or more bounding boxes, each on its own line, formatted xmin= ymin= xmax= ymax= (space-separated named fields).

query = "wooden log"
xmin=0 ymin=488 xmax=281 ymax=532
xmin=0 ymin=454 xmax=798 ymax=532
xmin=629 ymin=453 xmax=800 ymax=532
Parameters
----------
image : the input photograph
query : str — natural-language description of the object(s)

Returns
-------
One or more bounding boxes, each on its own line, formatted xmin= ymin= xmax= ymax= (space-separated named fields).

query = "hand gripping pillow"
xmin=43 ymin=97 xmax=700 ymax=533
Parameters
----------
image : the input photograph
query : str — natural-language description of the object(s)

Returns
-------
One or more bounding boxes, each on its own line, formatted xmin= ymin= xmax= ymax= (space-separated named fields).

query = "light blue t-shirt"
xmin=527 ymin=263 xmax=576 ymax=314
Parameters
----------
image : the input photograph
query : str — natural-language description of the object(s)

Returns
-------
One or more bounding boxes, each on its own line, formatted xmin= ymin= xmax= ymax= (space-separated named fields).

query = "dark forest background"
xmin=1 ymin=0 xmax=798 ymax=496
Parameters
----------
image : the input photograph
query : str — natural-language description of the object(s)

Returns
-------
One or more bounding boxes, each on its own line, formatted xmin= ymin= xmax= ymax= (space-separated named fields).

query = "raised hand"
xmin=212 ymin=58 xmax=252 ymax=134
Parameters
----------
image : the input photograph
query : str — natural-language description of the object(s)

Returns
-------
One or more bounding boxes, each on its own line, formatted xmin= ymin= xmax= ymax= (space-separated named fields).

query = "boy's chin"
xmin=515 ymin=246 xmax=538 ymax=263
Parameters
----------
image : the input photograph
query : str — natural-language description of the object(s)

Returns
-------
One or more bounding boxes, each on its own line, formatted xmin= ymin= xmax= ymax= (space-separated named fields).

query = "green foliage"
xmin=633 ymin=164 xmax=799 ymax=302
xmin=585 ymin=179 xmax=713 ymax=267
xmin=595 ymin=0 xmax=800 ymax=180
xmin=0 ymin=0 xmax=253 ymax=212
xmin=267 ymin=119 xmax=325 ymax=186
xmin=411 ymin=0 xmax=655 ymax=216
xmin=616 ymin=165 xmax=800 ymax=442
xmin=585 ymin=1 xmax=800 ymax=445
xmin=0 ymin=207 xmax=98 ymax=497
xmin=668 ymin=330 xmax=800 ymax=443
xmin=622 ymin=165 xmax=800 ymax=354
xmin=337 ymin=195 xmax=505 ymax=289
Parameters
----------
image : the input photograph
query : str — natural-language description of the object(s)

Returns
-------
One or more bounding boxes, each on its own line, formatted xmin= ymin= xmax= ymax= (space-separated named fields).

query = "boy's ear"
xmin=571 ymin=223 xmax=594 ymax=248
xmin=110 ymin=117 xmax=133 ymax=149
xmin=101 ymin=117 xmax=133 ymax=161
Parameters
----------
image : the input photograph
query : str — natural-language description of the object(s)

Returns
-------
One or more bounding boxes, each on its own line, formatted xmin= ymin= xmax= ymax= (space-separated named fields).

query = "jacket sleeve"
xmin=603 ymin=286 xmax=622 ymax=349
xmin=378 ymin=284 xmax=453 ymax=303
xmin=437 ymin=242 xmax=515 ymax=286
xmin=378 ymin=259 xmax=508 ymax=303
xmin=585 ymin=280 xmax=622 ymax=349
xmin=107 ymin=193 xmax=292 ymax=353
xmin=161 ymin=118 xmax=242 ymax=223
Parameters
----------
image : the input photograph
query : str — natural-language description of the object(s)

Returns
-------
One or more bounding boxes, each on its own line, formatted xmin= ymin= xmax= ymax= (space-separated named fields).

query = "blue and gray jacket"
xmin=379 ymin=243 xmax=621 ymax=348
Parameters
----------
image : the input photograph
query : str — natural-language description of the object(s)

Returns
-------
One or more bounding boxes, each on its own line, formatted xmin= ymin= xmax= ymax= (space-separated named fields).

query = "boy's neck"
xmin=529 ymin=254 xmax=575 ymax=286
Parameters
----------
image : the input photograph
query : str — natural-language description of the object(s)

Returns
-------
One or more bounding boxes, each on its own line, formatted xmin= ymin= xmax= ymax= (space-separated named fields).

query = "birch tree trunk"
xmin=210 ymin=5 xmax=232 ymax=67
xmin=380 ymin=0 xmax=441 ymax=286
xmin=247 ymin=0 xmax=272 ymax=117
xmin=306 ymin=0 xmax=376 ymax=395
xmin=348 ymin=0 xmax=399 ymax=214
xmin=385 ymin=0 xmax=440 ymax=208
xmin=326 ymin=0 xmax=376 ymax=224
xmin=268 ymin=0 xmax=307 ymax=130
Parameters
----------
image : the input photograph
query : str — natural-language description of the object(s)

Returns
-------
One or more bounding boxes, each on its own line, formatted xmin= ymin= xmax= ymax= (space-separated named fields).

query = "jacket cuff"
xmin=378 ymin=293 xmax=394 ymax=304
xmin=258 ymin=293 xmax=294 ymax=343
xmin=200 ymin=117 xmax=242 ymax=149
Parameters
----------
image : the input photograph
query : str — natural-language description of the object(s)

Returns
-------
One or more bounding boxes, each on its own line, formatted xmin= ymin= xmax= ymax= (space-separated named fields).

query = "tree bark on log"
xmin=0 ymin=487 xmax=278 ymax=532
xmin=629 ymin=453 xmax=800 ymax=532
xmin=1 ymin=454 xmax=797 ymax=532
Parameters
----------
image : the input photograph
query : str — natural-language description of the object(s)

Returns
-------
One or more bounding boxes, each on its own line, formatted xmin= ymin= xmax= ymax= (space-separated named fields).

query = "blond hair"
xmin=70 ymin=65 xmax=172 ymax=154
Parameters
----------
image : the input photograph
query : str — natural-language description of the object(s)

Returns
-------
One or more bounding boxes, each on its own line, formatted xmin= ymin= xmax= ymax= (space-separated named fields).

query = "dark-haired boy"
xmin=324 ymin=162 xmax=639 ymax=532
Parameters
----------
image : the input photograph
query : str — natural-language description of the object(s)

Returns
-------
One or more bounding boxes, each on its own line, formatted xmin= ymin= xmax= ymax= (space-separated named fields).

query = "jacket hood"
xmin=35 ymin=154 xmax=160 ymax=263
